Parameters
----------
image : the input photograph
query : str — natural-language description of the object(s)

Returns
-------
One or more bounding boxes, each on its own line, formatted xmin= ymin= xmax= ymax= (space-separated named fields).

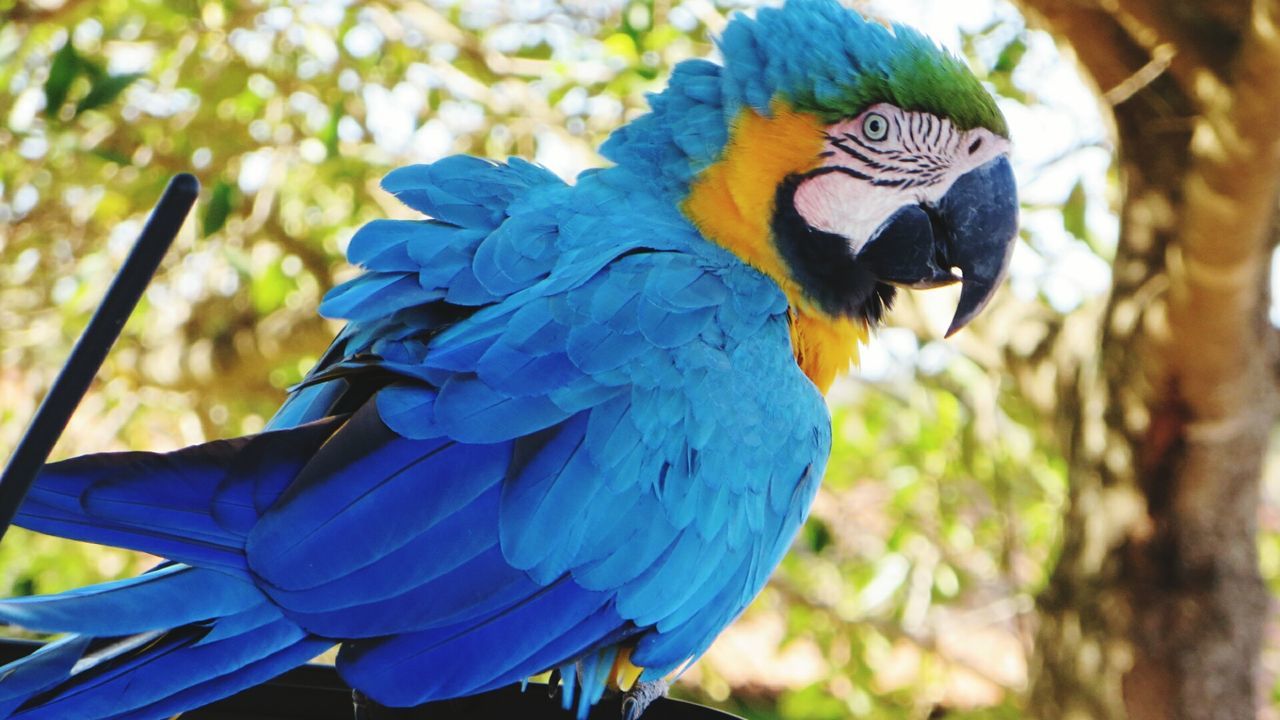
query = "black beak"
xmin=854 ymin=155 xmax=1018 ymax=337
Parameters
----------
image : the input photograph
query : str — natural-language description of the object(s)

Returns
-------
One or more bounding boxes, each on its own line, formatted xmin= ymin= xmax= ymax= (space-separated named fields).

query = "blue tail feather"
xmin=0 ymin=565 xmax=258 ymax=636
xmin=0 ymin=563 xmax=321 ymax=720
xmin=9 ymin=613 xmax=316 ymax=720
xmin=104 ymin=636 xmax=332 ymax=720
xmin=14 ymin=417 xmax=343 ymax=571
xmin=0 ymin=417 xmax=347 ymax=720
xmin=0 ymin=636 xmax=93 ymax=718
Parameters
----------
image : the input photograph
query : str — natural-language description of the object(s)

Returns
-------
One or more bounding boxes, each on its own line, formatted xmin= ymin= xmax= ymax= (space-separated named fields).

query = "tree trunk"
xmin=1015 ymin=1 xmax=1280 ymax=718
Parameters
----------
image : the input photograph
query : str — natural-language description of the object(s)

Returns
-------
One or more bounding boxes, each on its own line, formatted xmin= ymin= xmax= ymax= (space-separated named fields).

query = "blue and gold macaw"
xmin=0 ymin=1 xmax=1016 ymax=718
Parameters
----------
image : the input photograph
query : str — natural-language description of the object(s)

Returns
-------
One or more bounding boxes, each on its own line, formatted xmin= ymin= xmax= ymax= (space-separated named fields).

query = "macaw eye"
xmin=862 ymin=113 xmax=889 ymax=141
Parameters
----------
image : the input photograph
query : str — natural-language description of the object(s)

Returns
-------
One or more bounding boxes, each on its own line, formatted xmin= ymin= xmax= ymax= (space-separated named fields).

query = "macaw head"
xmin=769 ymin=101 xmax=1015 ymax=338
xmin=604 ymin=0 xmax=1017 ymax=347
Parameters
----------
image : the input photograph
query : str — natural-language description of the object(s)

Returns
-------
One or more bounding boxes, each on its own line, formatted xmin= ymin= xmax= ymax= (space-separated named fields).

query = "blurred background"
xmin=2 ymin=0 xmax=1273 ymax=718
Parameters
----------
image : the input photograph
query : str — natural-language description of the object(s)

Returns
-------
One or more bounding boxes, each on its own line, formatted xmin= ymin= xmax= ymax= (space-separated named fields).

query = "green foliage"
xmin=968 ymin=27 xmax=1030 ymax=106
xmin=202 ymin=180 xmax=235 ymax=237
xmin=42 ymin=39 xmax=79 ymax=115
xmin=993 ymin=37 xmax=1026 ymax=75
xmin=75 ymin=71 xmax=144 ymax=115
xmin=1061 ymin=180 xmax=1088 ymax=244
xmin=40 ymin=36 xmax=143 ymax=119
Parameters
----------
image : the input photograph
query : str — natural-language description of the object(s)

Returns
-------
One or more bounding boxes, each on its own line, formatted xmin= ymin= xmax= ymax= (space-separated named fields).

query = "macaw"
xmin=0 ymin=1 xmax=1017 ymax=718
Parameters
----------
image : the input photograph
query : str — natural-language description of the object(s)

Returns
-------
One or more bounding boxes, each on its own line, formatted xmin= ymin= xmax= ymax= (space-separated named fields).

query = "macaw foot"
xmin=620 ymin=679 xmax=668 ymax=720
xmin=352 ymin=688 xmax=372 ymax=720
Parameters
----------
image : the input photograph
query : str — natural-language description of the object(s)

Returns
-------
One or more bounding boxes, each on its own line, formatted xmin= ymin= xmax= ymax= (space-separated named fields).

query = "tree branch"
xmin=1168 ymin=0 xmax=1280 ymax=417
xmin=2 ymin=0 xmax=89 ymax=23
xmin=1111 ymin=0 xmax=1219 ymax=93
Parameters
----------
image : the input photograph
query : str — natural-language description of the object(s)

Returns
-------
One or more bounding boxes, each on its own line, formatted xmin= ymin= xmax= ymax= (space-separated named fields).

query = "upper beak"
xmin=854 ymin=155 xmax=1019 ymax=337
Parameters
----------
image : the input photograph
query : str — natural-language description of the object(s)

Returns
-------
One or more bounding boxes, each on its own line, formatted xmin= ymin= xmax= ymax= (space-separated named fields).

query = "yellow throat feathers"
xmin=681 ymin=106 xmax=866 ymax=394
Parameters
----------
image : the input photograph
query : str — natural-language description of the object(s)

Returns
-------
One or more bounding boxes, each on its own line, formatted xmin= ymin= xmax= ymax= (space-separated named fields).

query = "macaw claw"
xmin=352 ymin=689 xmax=372 ymax=720
xmin=621 ymin=679 xmax=669 ymax=720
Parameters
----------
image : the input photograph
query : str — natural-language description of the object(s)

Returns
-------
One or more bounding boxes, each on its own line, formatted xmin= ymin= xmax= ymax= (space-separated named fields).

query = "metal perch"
xmin=0 ymin=173 xmax=199 ymax=542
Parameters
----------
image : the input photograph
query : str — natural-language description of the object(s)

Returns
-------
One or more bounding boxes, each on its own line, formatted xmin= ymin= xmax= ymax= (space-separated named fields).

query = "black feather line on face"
xmin=772 ymin=172 xmax=896 ymax=325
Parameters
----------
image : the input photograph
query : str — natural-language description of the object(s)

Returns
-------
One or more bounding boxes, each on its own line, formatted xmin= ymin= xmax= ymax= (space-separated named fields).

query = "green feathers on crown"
xmin=717 ymin=0 xmax=1008 ymax=136
xmin=599 ymin=0 xmax=1007 ymax=194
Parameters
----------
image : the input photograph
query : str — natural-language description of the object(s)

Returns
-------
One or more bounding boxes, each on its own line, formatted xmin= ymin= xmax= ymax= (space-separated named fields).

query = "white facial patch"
xmin=792 ymin=103 xmax=1010 ymax=254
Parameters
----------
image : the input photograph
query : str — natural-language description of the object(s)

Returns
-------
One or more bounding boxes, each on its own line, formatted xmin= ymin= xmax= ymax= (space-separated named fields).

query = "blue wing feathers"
xmin=264 ymin=378 xmax=348 ymax=432
xmin=260 ymin=486 xmax=499 ymax=616
xmin=421 ymin=331 xmax=504 ymax=376
xmin=442 ymin=263 xmax=502 ymax=305
xmin=10 ymin=507 xmax=250 ymax=577
xmin=406 ymin=227 xmax=483 ymax=272
xmin=499 ymin=415 xmax=591 ymax=571
xmin=374 ymin=383 xmax=442 ymax=439
xmin=633 ymin=555 xmax=752 ymax=674
xmin=380 ymin=156 xmax=562 ymax=229
xmin=572 ymin=498 xmax=679 ymax=591
xmin=194 ymin=602 xmax=287 ymax=646
xmin=285 ymin=544 xmax=542 ymax=638
xmin=517 ymin=446 xmax=627 ymax=584
xmin=501 ymin=301 xmax=571 ymax=354
xmin=5 ymin=148 xmax=833 ymax=719
xmin=473 ymin=216 xmax=558 ymax=294
xmin=553 ymin=485 xmax=646 ymax=571
xmin=432 ymin=375 xmax=576 ymax=443
xmin=603 ymin=441 xmax=649 ymax=493
xmin=615 ymin=528 xmax=713 ymax=625
xmin=335 ymin=579 xmax=615 ymax=707
xmin=637 ymin=297 xmax=716 ymax=348
xmin=248 ymin=406 xmax=511 ymax=592
xmin=16 ymin=417 xmax=342 ymax=573
xmin=583 ymin=395 xmax=640 ymax=464
xmin=28 ymin=443 xmax=245 ymax=550
xmin=696 ymin=484 xmax=733 ymax=542
xmin=656 ymin=455 xmax=706 ymax=530
xmin=345 ymin=219 xmax=432 ymax=272
xmin=320 ymin=272 xmax=441 ymax=322
xmin=566 ymin=321 xmax=649 ymax=374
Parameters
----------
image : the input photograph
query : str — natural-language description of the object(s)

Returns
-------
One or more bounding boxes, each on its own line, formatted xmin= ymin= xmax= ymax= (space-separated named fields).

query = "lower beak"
xmin=855 ymin=155 xmax=1019 ymax=337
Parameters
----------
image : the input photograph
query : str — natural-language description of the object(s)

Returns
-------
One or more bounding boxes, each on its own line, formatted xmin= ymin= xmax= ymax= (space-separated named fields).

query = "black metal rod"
xmin=0 ymin=173 xmax=199 ymax=543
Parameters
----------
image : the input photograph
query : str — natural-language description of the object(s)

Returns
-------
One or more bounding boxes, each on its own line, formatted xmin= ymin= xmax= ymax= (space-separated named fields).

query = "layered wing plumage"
xmin=3 ymin=155 xmax=831 ymax=720
xmin=257 ymin=158 xmax=832 ymax=707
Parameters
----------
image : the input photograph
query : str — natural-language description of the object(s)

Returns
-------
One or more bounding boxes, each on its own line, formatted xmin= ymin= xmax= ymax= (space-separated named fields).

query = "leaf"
xmin=91 ymin=148 xmax=131 ymax=165
xmin=44 ymin=40 xmax=82 ymax=117
xmin=1062 ymin=179 xmax=1088 ymax=243
xmin=75 ymin=72 xmax=144 ymax=115
xmin=515 ymin=41 xmax=553 ymax=61
xmin=602 ymin=33 xmax=638 ymax=64
xmin=251 ymin=259 xmax=292 ymax=315
xmin=779 ymin=685 xmax=850 ymax=720
xmin=804 ymin=518 xmax=833 ymax=553
xmin=202 ymin=180 xmax=235 ymax=237
xmin=994 ymin=36 xmax=1027 ymax=74
xmin=79 ymin=56 xmax=107 ymax=82
xmin=321 ymin=101 xmax=341 ymax=158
